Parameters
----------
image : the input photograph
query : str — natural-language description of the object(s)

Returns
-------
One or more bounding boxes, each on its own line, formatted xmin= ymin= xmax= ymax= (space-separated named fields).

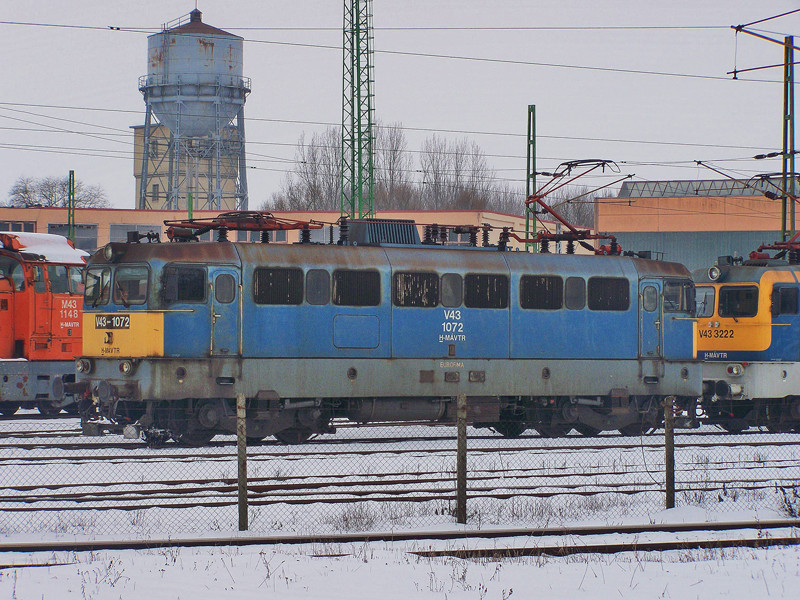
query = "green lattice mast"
xmin=341 ymin=0 xmax=376 ymax=219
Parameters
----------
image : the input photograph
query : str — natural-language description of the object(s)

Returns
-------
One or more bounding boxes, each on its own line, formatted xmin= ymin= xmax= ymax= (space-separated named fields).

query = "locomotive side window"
xmin=718 ymin=286 xmax=758 ymax=318
xmin=564 ymin=277 xmax=585 ymax=310
xmin=695 ymin=286 xmax=715 ymax=318
xmin=162 ymin=266 xmax=206 ymax=304
xmin=85 ymin=267 xmax=111 ymax=307
xmin=520 ymin=275 xmax=563 ymax=310
xmin=253 ymin=267 xmax=303 ymax=305
xmin=214 ymin=273 xmax=236 ymax=304
xmin=587 ymin=277 xmax=629 ymax=311
xmin=663 ymin=279 xmax=695 ymax=314
xmin=333 ymin=270 xmax=381 ymax=307
xmin=441 ymin=273 xmax=462 ymax=307
xmin=464 ymin=274 xmax=509 ymax=309
xmin=306 ymin=269 xmax=330 ymax=305
xmin=113 ymin=266 xmax=149 ymax=306
xmin=771 ymin=287 xmax=798 ymax=316
xmin=393 ymin=272 xmax=439 ymax=308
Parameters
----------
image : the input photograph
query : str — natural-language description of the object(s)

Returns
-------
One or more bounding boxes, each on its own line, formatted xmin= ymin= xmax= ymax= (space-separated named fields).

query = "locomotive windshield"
xmin=0 ymin=256 xmax=25 ymax=290
xmin=113 ymin=266 xmax=149 ymax=306
xmin=718 ymin=286 xmax=758 ymax=318
xmin=85 ymin=267 xmax=111 ymax=307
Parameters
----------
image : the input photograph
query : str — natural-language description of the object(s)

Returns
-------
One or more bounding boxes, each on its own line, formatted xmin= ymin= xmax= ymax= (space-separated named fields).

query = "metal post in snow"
xmin=237 ymin=392 xmax=248 ymax=531
xmin=664 ymin=395 xmax=676 ymax=509
xmin=456 ymin=394 xmax=467 ymax=524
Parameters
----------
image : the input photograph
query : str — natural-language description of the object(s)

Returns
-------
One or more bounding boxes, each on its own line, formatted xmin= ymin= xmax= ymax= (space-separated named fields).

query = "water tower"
xmin=137 ymin=8 xmax=250 ymax=211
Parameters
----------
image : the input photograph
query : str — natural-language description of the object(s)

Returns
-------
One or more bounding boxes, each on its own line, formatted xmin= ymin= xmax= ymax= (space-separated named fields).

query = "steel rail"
xmin=0 ymin=519 xmax=797 ymax=555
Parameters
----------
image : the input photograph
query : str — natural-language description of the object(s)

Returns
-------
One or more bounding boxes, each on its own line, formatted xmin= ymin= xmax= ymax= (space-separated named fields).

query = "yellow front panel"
xmin=83 ymin=312 xmax=164 ymax=357
xmin=695 ymin=271 xmax=797 ymax=353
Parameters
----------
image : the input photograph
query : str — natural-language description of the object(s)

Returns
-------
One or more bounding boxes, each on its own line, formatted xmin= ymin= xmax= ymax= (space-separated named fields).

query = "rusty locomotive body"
xmin=62 ymin=214 xmax=700 ymax=445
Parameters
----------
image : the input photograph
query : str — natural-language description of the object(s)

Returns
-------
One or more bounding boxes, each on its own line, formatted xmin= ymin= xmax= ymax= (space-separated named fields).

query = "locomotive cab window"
xmin=663 ymin=279 xmax=695 ymax=314
xmin=718 ymin=286 xmax=758 ymax=318
xmin=393 ymin=272 xmax=439 ymax=307
xmin=587 ymin=277 xmax=629 ymax=311
xmin=162 ymin=266 xmax=206 ymax=304
xmin=464 ymin=274 xmax=509 ymax=309
xmin=771 ymin=286 xmax=798 ymax=316
xmin=113 ymin=266 xmax=149 ymax=306
xmin=333 ymin=269 xmax=381 ymax=307
xmin=254 ymin=267 xmax=303 ymax=305
xmin=520 ymin=275 xmax=563 ymax=310
xmin=85 ymin=267 xmax=111 ymax=307
xmin=695 ymin=286 xmax=715 ymax=318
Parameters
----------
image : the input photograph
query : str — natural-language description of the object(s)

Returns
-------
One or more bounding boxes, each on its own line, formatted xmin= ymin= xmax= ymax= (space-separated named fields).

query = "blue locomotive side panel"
xmin=387 ymin=248 xmax=510 ymax=359
xmin=506 ymin=253 xmax=640 ymax=360
xmin=237 ymin=245 xmax=392 ymax=359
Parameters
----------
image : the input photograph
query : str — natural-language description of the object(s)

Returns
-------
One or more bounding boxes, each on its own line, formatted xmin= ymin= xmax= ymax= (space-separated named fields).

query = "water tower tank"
xmin=139 ymin=9 xmax=250 ymax=138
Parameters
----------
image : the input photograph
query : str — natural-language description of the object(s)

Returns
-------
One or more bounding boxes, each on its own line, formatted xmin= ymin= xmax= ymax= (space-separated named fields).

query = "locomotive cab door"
xmin=210 ymin=269 xmax=240 ymax=356
xmin=639 ymin=279 xmax=663 ymax=358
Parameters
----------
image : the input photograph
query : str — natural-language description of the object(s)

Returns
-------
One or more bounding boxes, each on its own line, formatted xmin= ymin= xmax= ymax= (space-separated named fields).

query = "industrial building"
xmin=595 ymin=178 xmax=796 ymax=271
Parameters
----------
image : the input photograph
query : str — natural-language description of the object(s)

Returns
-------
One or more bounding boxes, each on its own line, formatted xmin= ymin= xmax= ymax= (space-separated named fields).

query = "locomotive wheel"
xmin=274 ymin=427 xmax=313 ymax=445
xmin=0 ymin=402 xmax=20 ymax=417
xmin=63 ymin=402 xmax=80 ymax=415
xmin=37 ymin=402 xmax=63 ymax=416
xmin=492 ymin=421 xmax=527 ymax=438
xmin=573 ymin=424 xmax=601 ymax=437
xmin=536 ymin=423 xmax=571 ymax=438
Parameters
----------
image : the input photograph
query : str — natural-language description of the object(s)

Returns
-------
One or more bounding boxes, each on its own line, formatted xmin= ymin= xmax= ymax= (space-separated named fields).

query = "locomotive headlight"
xmin=76 ymin=358 xmax=92 ymax=374
xmin=708 ymin=266 xmax=721 ymax=281
xmin=102 ymin=243 xmax=125 ymax=263
xmin=119 ymin=360 xmax=135 ymax=376
xmin=726 ymin=363 xmax=744 ymax=376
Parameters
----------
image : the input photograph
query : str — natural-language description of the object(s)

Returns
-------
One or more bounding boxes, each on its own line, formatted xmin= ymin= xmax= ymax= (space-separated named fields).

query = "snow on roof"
xmin=0 ymin=231 xmax=88 ymax=264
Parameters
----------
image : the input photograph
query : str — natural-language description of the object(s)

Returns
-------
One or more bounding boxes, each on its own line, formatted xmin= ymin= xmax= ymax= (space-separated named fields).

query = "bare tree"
xmin=262 ymin=128 xmax=340 ymax=211
xmin=375 ymin=122 xmax=417 ymax=209
xmin=6 ymin=175 xmax=109 ymax=208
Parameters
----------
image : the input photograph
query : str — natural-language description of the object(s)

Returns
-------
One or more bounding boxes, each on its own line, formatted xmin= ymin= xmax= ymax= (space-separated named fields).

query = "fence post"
xmin=664 ymin=395 xmax=675 ymax=509
xmin=456 ymin=394 xmax=467 ymax=524
xmin=237 ymin=391 xmax=248 ymax=531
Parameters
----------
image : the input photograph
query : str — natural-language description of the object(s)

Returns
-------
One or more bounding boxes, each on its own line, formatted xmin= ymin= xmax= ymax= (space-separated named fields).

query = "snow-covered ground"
xmin=2 ymin=506 xmax=799 ymax=599
xmin=1 ymin=416 xmax=799 ymax=598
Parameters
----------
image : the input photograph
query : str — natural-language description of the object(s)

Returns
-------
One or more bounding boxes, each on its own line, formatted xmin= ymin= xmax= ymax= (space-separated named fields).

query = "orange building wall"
xmin=595 ymin=195 xmax=785 ymax=234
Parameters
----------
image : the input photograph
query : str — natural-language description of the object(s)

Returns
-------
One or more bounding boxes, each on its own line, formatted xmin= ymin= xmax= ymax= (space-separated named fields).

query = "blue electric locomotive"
xmin=64 ymin=213 xmax=700 ymax=445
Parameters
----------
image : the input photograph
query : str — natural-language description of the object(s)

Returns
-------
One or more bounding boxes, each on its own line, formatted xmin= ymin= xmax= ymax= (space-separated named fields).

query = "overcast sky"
xmin=2 ymin=0 xmax=799 ymax=210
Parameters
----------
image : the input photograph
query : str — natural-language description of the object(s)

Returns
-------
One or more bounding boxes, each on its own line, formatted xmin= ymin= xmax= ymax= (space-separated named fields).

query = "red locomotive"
xmin=0 ymin=232 xmax=86 ymax=416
